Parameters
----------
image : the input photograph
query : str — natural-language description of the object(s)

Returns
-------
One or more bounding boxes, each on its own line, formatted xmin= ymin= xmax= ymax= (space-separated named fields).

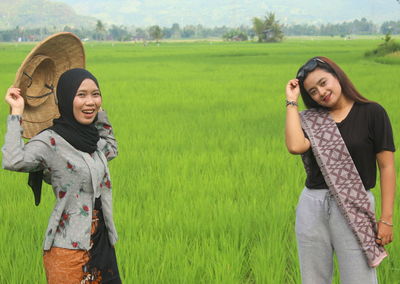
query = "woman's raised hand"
xmin=5 ymin=87 xmax=24 ymax=115
xmin=286 ymin=79 xmax=300 ymax=102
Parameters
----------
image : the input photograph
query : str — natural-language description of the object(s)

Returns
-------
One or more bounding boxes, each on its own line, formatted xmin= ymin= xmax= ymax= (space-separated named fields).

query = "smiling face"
xmin=72 ymin=79 xmax=102 ymax=125
xmin=303 ymin=68 xmax=343 ymax=108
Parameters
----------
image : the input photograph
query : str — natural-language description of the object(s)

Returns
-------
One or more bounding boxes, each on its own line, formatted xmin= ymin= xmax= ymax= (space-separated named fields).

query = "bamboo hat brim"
xmin=13 ymin=32 xmax=85 ymax=138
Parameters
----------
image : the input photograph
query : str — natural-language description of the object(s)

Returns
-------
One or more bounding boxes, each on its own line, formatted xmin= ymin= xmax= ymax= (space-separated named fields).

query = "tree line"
xmin=1 ymin=16 xmax=400 ymax=42
xmin=284 ymin=18 xmax=400 ymax=37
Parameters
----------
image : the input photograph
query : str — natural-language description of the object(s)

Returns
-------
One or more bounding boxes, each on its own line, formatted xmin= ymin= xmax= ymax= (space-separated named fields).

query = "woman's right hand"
xmin=286 ymin=79 xmax=300 ymax=102
xmin=5 ymin=87 xmax=24 ymax=115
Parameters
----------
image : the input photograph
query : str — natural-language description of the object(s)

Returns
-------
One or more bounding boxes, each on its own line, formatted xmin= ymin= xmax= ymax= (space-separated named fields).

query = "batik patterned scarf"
xmin=300 ymin=108 xmax=387 ymax=268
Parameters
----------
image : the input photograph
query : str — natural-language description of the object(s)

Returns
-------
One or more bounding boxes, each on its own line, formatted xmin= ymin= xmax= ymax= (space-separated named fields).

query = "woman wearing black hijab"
xmin=3 ymin=68 xmax=121 ymax=283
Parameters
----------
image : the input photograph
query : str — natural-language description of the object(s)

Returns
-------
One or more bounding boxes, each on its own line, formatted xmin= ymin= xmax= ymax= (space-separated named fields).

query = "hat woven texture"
xmin=13 ymin=32 xmax=85 ymax=138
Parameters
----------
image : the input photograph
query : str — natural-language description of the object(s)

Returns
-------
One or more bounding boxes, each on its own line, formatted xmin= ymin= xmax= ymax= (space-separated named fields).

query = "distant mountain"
xmin=0 ymin=0 xmax=96 ymax=30
xmin=57 ymin=0 xmax=400 ymax=27
xmin=1 ymin=0 xmax=399 ymax=30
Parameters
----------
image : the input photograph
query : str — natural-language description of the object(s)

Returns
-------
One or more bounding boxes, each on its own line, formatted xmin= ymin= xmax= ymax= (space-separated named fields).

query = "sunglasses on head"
xmin=296 ymin=58 xmax=326 ymax=80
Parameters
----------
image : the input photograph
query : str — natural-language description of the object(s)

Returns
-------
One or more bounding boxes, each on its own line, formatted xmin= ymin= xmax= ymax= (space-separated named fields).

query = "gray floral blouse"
xmin=2 ymin=111 xmax=118 ymax=250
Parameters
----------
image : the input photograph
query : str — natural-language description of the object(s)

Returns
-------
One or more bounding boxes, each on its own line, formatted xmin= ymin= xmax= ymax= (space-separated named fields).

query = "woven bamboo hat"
xmin=13 ymin=32 xmax=85 ymax=138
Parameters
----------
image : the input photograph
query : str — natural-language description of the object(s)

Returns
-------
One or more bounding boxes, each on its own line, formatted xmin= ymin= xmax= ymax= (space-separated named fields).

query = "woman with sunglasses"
xmin=285 ymin=56 xmax=395 ymax=283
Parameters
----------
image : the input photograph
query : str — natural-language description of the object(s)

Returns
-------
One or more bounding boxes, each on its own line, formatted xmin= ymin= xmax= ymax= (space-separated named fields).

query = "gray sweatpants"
xmin=295 ymin=187 xmax=378 ymax=284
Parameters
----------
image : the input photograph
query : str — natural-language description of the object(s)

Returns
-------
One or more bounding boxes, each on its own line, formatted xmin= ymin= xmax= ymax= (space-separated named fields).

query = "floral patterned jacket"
xmin=2 ymin=111 xmax=118 ymax=250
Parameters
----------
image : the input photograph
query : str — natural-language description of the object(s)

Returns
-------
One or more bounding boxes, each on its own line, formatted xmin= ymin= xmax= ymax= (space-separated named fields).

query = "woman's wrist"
xmin=380 ymin=214 xmax=393 ymax=222
xmin=379 ymin=219 xmax=394 ymax=227
xmin=11 ymin=108 xmax=24 ymax=115
xmin=286 ymin=99 xmax=298 ymax=107
xmin=286 ymin=97 xmax=298 ymax=102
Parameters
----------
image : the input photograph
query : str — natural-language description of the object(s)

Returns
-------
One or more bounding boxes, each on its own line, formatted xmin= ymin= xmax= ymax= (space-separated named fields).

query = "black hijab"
xmin=49 ymin=68 xmax=100 ymax=152
xmin=29 ymin=68 xmax=101 ymax=205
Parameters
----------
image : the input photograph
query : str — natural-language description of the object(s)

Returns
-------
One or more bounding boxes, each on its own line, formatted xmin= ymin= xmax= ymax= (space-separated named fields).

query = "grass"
xmin=374 ymin=51 xmax=400 ymax=65
xmin=0 ymin=38 xmax=399 ymax=283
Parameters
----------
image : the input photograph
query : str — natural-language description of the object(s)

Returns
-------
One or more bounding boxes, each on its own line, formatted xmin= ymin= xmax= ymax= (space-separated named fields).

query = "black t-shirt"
xmin=303 ymin=102 xmax=395 ymax=190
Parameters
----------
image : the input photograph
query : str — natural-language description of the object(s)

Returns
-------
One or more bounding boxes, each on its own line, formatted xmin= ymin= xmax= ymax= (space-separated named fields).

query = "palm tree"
xmin=95 ymin=20 xmax=106 ymax=40
xmin=252 ymin=12 xmax=283 ymax=43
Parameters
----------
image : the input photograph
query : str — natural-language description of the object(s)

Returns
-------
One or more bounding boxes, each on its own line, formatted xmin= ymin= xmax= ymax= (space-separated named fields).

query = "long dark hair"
xmin=298 ymin=56 xmax=371 ymax=109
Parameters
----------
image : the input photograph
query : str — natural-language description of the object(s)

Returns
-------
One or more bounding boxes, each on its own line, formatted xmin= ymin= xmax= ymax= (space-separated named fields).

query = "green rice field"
xmin=0 ymin=37 xmax=399 ymax=283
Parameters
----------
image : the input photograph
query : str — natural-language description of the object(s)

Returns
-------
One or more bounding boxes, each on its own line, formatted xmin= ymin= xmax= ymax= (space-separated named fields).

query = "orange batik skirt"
xmin=43 ymin=202 xmax=121 ymax=283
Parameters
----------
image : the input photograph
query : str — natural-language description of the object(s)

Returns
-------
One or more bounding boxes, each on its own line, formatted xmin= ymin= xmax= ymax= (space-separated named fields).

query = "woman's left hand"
xmin=376 ymin=221 xmax=393 ymax=246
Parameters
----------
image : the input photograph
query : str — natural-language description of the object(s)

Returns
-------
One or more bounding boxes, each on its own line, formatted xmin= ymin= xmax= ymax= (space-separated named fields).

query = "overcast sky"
xmin=57 ymin=0 xmax=400 ymax=27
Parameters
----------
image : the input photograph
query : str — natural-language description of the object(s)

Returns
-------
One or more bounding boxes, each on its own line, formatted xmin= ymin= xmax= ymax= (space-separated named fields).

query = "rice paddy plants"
xmin=0 ymin=37 xmax=399 ymax=283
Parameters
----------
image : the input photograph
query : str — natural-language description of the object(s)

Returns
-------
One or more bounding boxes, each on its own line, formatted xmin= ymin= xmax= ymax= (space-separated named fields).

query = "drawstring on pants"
xmin=324 ymin=191 xmax=333 ymax=217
